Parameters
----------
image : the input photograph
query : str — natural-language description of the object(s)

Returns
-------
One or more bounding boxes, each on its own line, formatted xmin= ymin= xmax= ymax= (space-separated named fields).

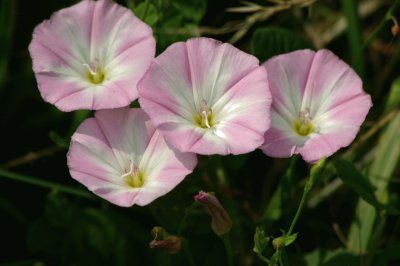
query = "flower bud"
xmin=272 ymin=237 xmax=284 ymax=250
xmin=194 ymin=191 xmax=232 ymax=236
xmin=149 ymin=236 xmax=182 ymax=254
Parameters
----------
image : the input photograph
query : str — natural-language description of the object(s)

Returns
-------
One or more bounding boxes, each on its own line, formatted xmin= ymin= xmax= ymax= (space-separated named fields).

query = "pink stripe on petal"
xmin=302 ymin=50 xmax=365 ymax=117
xmin=317 ymin=94 xmax=372 ymax=126
xmin=263 ymin=49 xmax=315 ymax=120
xmin=186 ymin=38 xmax=260 ymax=106
xmin=297 ymin=127 xmax=359 ymax=163
xmin=261 ymin=127 xmax=298 ymax=158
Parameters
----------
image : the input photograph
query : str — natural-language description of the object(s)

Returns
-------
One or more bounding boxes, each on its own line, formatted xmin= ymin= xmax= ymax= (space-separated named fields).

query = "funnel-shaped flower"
xmin=260 ymin=49 xmax=372 ymax=163
xmin=67 ymin=108 xmax=197 ymax=207
xmin=138 ymin=37 xmax=271 ymax=155
xmin=29 ymin=0 xmax=155 ymax=111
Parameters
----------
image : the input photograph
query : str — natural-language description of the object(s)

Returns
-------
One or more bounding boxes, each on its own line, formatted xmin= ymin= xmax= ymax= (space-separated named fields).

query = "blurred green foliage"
xmin=0 ymin=0 xmax=400 ymax=265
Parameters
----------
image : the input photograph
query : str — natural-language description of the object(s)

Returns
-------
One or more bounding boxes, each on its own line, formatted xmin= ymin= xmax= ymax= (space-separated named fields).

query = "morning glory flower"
xmin=29 ymin=0 xmax=155 ymax=111
xmin=260 ymin=49 xmax=372 ymax=163
xmin=67 ymin=108 xmax=197 ymax=207
xmin=138 ymin=37 xmax=271 ymax=155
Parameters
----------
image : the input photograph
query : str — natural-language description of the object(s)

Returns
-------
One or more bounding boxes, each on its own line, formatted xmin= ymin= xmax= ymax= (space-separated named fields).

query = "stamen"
xmin=83 ymin=58 xmax=100 ymax=75
xmin=201 ymin=110 xmax=211 ymax=128
xmin=121 ymin=160 xmax=135 ymax=178
xmin=121 ymin=160 xmax=146 ymax=188
xmin=196 ymin=99 xmax=214 ymax=128
xmin=293 ymin=108 xmax=315 ymax=137
xmin=83 ymin=59 xmax=105 ymax=85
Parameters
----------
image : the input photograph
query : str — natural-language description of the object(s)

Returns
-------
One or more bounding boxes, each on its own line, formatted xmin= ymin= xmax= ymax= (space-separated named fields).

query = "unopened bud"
xmin=151 ymin=226 xmax=165 ymax=238
xmin=149 ymin=235 xmax=181 ymax=254
xmin=194 ymin=191 xmax=232 ymax=236
xmin=272 ymin=237 xmax=284 ymax=250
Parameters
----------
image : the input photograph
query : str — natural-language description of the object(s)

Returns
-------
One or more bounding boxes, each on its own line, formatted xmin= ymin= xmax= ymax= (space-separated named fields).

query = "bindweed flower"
xmin=67 ymin=107 xmax=197 ymax=207
xmin=194 ymin=191 xmax=232 ymax=236
xmin=29 ymin=0 xmax=155 ymax=111
xmin=138 ymin=37 xmax=271 ymax=155
xmin=260 ymin=49 xmax=372 ymax=163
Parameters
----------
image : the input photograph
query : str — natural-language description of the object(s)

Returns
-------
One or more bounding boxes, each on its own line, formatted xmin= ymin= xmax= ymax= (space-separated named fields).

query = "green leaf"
xmin=251 ymin=27 xmax=313 ymax=62
xmin=385 ymin=76 xmax=400 ymax=111
xmin=134 ymin=2 xmax=159 ymax=27
xmin=172 ymin=0 xmax=206 ymax=24
xmin=48 ymin=131 xmax=69 ymax=148
xmin=283 ymin=233 xmax=298 ymax=247
xmin=253 ymin=227 xmax=270 ymax=255
xmin=347 ymin=110 xmax=400 ymax=252
xmin=334 ymin=159 xmax=378 ymax=207
xmin=291 ymin=248 xmax=358 ymax=266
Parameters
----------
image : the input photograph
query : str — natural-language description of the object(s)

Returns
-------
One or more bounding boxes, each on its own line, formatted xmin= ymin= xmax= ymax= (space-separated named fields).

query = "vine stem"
xmin=222 ymin=234 xmax=234 ymax=266
xmin=0 ymin=168 xmax=94 ymax=199
xmin=287 ymin=158 xmax=326 ymax=236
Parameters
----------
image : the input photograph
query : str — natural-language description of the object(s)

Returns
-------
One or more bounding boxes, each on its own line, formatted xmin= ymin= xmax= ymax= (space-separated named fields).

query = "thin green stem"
xmin=182 ymin=239 xmax=196 ymax=266
xmin=287 ymin=158 xmax=326 ymax=236
xmin=0 ymin=168 xmax=94 ymax=199
xmin=177 ymin=202 xmax=198 ymax=235
xmin=258 ymin=254 xmax=270 ymax=264
xmin=222 ymin=234 xmax=234 ymax=266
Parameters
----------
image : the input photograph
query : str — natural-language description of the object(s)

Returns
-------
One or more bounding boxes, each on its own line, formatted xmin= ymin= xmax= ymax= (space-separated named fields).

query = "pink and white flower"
xmin=138 ymin=37 xmax=272 ymax=155
xmin=29 ymin=0 xmax=155 ymax=111
xmin=67 ymin=108 xmax=197 ymax=207
xmin=260 ymin=49 xmax=372 ymax=163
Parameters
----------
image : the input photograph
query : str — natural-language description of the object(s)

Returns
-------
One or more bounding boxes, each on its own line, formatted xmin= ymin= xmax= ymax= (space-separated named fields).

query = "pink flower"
xmin=138 ymin=37 xmax=271 ymax=155
xmin=260 ymin=49 xmax=372 ymax=163
xmin=67 ymin=108 xmax=197 ymax=207
xmin=29 ymin=0 xmax=155 ymax=111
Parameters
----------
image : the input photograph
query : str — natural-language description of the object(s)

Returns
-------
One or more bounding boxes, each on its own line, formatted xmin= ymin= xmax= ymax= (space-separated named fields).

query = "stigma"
xmin=293 ymin=108 xmax=315 ymax=137
xmin=83 ymin=59 xmax=106 ymax=85
xmin=195 ymin=100 xmax=215 ymax=129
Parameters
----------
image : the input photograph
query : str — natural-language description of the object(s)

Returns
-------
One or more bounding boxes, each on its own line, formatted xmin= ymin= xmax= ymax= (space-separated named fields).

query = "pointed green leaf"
xmin=253 ymin=227 xmax=270 ymax=254
xmin=284 ymin=233 xmax=298 ymax=247
xmin=334 ymin=159 xmax=379 ymax=207
xmin=385 ymin=77 xmax=400 ymax=111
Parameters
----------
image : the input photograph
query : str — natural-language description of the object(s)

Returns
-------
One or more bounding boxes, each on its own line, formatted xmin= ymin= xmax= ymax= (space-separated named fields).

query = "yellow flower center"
xmin=121 ymin=160 xmax=146 ymax=188
xmin=124 ymin=171 xmax=146 ymax=188
xmin=83 ymin=59 xmax=106 ymax=85
xmin=194 ymin=100 xmax=215 ymax=129
xmin=293 ymin=109 xmax=315 ymax=137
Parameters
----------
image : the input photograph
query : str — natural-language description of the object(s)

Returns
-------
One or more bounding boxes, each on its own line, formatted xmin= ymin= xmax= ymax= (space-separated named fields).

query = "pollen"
xmin=124 ymin=171 xmax=146 ymax=188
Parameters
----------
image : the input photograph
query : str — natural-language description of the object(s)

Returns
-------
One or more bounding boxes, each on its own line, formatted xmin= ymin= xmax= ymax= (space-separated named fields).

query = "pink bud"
xmin=194 ymin=191 xmax=232 ymax=236
xmin=149 ymin=236 xmax=181 ymax=254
